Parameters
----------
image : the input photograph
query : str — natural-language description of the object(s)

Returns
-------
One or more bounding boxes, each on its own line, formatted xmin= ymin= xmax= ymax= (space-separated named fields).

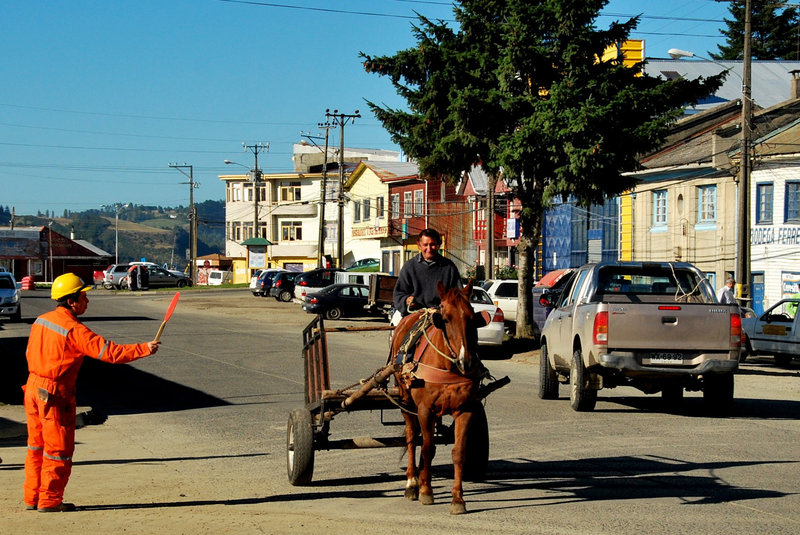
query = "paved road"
xmin=1 ymin=288 xmax=799 ymax=534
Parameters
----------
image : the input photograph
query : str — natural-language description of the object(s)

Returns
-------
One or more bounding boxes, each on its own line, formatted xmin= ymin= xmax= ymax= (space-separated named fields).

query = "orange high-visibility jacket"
xmin=26 ymin=307 xmax=152 ymax=396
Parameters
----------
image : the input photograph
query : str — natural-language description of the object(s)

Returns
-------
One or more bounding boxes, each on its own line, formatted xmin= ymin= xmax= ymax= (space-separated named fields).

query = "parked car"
xmin=741 ymin=298 xmax=800 ymax=366
xmin=346 ymin=258 xmax=380 ymax=272
xmin=253 ymin=269 xmax=287 ymax=297
xmin=302 ymin=283 xmax=371 ymax=320
xmin=532 ymin=268 xmax=575 ymax=336
xmin=0 ymin=271 xmax=22 ymax=322
xmin=294 ymin=268 xmax=344 ymax=301
xmin=207 ymin=269 xmax=232 ymax=286
xmin=270 ymin=272 xmax=299 ymax=302
xmin=103 ymin=263 xmax=131 ymax=289
xmin=390 ymin=286 xmax=505 ymax=347
xmin=483 ymin=279 xmax=520 ymax=332
xmin=249 ymin=269 xmax=267 ymax=295
xmin=145 ymin=266 xmax=192 ymax=288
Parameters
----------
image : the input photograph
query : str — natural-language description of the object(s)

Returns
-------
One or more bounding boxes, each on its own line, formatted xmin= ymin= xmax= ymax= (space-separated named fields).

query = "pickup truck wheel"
xmin=738 ymin=340 xmax=752 ymax=363
xmin=774 ymin=354 xmax=792 ymax=367
xmin=661 ymin=384 xmax=683 ymax=403
xmin=538 ymin=342 xmax=559 ymax=400
xmin=569 ymin=349 xmax=597 ymax=412
xmin=703 ymin=373 xmax=734 ymax=416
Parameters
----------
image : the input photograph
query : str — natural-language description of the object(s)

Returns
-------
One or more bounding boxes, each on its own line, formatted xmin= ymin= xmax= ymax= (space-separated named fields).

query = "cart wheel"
xmin=463 ymin=403 xmax=489 ymax=482
xmin=287 ymin=408 xmax=315 ymax=486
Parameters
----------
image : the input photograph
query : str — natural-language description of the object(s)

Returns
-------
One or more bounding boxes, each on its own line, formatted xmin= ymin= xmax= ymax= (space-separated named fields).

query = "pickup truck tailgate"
xmin=606 ymin=303 xmax=732 ymax=351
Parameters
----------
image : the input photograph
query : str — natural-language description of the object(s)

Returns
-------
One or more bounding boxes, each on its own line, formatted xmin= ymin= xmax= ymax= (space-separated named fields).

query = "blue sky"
xmin=1 ymin=0 xmax=732 ymax=214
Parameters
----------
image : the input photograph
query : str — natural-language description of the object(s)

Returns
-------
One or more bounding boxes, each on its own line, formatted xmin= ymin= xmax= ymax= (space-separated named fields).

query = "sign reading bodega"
xmin=352 ymin=226 xmax=388 ymax=238
xmin=751 ymin=226 xmax=800 ymax=246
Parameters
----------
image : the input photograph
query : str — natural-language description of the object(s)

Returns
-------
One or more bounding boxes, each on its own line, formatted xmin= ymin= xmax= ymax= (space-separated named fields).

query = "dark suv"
xmin=293 ymin=268 xmax=343 ymax=300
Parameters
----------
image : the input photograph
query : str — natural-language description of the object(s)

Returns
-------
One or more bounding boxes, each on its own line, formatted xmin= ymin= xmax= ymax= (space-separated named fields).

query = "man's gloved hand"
xmin=406 ymin=295 xmax=419 ymax=311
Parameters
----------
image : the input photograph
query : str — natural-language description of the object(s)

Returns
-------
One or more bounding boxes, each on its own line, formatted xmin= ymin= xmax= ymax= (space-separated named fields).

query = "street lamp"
xmin=667 ymin=2 xmax=753 ymax=302
xmin=103 ymin=203 xmax=129 ymax=264
xmin=226 ymin=142 xmax=268 ymax=243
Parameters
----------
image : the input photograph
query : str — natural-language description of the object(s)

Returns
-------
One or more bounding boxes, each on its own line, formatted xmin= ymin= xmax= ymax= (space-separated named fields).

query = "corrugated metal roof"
xmin=644 ymin=59 xmax=800 ymax=111
xmin=365 ymin=161 xmax=420 ymax=180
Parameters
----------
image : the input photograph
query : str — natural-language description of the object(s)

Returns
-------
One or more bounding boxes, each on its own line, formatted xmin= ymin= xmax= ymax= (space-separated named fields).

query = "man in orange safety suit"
xmin=23 ymin=273 xmax=161 ymax=512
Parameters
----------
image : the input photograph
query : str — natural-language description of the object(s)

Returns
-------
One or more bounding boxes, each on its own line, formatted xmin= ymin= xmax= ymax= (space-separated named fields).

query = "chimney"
xmin=70 ymin=226 xmax=75 ymax=240
xmin=791 ymin=70 xmax=800 ymax=99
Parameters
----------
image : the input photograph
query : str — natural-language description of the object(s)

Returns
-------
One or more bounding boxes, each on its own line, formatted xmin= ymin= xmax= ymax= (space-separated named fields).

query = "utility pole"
xmin=326 ymin=109 xmax=360 ymax=268
xmin=303 ymin=122 xmax=334 ymax=268
xmin=736 ymin=0 xmax=752 ymax=302
xmin=243 ymin=142 xmax=269 ymax=241
xmin=169 ymin=163 xmax=198 ymax=283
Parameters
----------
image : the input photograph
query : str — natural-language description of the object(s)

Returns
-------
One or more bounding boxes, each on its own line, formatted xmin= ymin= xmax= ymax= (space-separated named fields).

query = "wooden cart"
xmin=286 ymin=315 xmax=509 ymax=485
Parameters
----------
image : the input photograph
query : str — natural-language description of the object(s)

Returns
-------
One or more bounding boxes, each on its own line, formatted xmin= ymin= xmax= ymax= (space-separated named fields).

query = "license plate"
xmin=644 ymin=353 xmax=684 ymax=365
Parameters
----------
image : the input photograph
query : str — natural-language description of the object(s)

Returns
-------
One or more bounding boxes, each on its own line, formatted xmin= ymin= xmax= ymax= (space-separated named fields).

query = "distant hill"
xmin=8 ymin=201 xmax=225 ymax=268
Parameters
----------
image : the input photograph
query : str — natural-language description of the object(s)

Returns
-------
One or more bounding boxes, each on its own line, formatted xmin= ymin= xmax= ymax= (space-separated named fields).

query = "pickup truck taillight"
xmin=730 ymin=312 xmax=742 ymax=347
xmin=593 ymin=311 xmax=609 ymax=345
xmin=492 ymin=308 xmax=504 ymax=323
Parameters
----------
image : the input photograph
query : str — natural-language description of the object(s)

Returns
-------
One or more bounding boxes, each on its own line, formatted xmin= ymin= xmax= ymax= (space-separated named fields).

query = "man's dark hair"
xmin=418 ymin=228 xmax=442 ymax=245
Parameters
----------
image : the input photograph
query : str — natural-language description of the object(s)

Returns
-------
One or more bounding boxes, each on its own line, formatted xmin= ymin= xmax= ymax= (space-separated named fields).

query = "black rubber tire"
xmin=703 ymin=373 xmax=734 ymax=416
xmin=11 ymin=306 xmax=22 ymax=323
xmin=102 ymin=282 xmax=114 ymax=290
xmin=279 ymin=290 xmax=293 ymax=302
xmin=538 ymin=341 xmax=559 ymax=400
xmin=661 ymin=384 xmax=684 ymax=403
xmin=774 ymin=354 xmax=792 ymax=367
xmin=738 ymin=340 xmax=751 ymax=363
xmin=569 ymin=349 xmax=597 ymax=412
xmin=325 ymin=307 xmax=342 ymax=320
xmin=177 ymin=280 xmax=187 ymax=288
xmin=463 ymin=403 xmax=489 ymax=482
xmin=287 ymin=408 xmax=315 ymax=486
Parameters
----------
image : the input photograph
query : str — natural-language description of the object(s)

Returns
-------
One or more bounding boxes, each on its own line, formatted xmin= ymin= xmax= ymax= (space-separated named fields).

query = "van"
xmin=293 ymin=268 xmax=343 ymax=300
xmin=207 ymin=270 xmax=233 ymax=286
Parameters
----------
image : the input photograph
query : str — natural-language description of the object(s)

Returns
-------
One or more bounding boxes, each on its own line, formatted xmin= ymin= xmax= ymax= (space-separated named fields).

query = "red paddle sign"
xmin=154 ymin=292 xmax=180 ymax=341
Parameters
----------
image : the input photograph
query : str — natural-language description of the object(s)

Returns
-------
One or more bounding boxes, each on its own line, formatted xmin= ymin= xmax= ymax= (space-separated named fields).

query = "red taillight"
xmin=275 ymin=280 xmax=282 ymax=287
xmin=593 ymin=311 xmax=609 ymax=345
xmin=310 ymin=297 xmax=318 ymax=304
xmin=658 ymin=305 xmax=682 ymax=311
xmin=299 ymin=281 xmax=308 ymax=286
xmin=730 ymin=312 xmax=742 ymax=346
xmin=492 ymin=308 xmax=504 ymax=323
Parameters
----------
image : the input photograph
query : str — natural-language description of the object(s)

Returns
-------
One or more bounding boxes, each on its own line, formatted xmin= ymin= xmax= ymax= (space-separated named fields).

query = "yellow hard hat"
xmin=51 ymin=273 xmax=91 ymax=301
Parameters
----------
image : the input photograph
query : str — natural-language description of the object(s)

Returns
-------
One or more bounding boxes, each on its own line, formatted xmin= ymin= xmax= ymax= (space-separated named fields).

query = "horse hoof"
xmin=404 ymin=487 xmax=419 ymax=501
xmin=420 ymin=493 xmax=435 ymax=506
xmin=450 ymin=502 xmax=467 ymax=515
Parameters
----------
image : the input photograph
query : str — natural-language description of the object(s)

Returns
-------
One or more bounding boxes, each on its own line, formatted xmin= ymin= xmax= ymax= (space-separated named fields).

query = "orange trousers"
xmin=23 ymin=376 xmax=76 ymax=509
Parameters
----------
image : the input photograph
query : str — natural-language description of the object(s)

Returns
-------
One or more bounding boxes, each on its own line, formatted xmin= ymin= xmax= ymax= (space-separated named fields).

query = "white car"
xmin=741 ymin=298 xmax=800 ymax=367
xmin=482 ymin=279 xmax=520 ymax=331
xmin=390 ymin=287 xmax=505 ymax=347
xmin=0 ymin=271 xmax=22 ymax=322
xmin=249 ymin=269 xmax=267 ymax=295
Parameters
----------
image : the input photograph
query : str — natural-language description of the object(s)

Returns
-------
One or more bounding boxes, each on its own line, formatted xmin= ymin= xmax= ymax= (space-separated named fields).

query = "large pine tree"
xmin=712 ymin=0 xmax=800 ymax=60
xmin=362 ymin=0 xmax=722 ymax=338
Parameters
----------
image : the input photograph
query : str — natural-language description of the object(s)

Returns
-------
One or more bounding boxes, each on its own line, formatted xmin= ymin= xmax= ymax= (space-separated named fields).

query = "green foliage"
xmin=712 ymin=1 xmax=800 ymax=60
xmin=496 ymin=264 xmax=518 ymax=280
xmin=362 ymin=0 xmax=723 ymax=233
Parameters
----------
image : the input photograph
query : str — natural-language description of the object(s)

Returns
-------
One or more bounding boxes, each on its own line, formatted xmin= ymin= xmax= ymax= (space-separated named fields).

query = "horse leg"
xmin=449 ymin=411 xmax=473 ymax=515
xmin=402 ymin=411 xmax=419 ymax=501
xmin=417 ymin=406 xmax=436 ymax=505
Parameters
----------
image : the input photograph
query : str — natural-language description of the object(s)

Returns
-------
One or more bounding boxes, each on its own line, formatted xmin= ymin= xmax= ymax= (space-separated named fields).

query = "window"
xmin=697 ymin=185 xmax=716 ymax=223
xmin=786 ymin=182 xmax=800 ymax=222
xmin=234 ymin=223 xmax=242 ymax=242
xmin=353 ymin=200 xmax=361 ymax=222
xmin=231 ymin=184 xmax=242 ymax=202
xmin=325 ymin=221 xmax=337 ymax=242
xmin=757 ymin=183 xmax=773 ymax=224
xmin=281 ymin=221 xmax=303 ymax=241
xmin=363 ymin=199 xmax=371 ymax=220
xmin=280 ymin=182 xmax=302 ymax=202
xmin=390 ymin=194 xmax=400 ymax=218
xmin=404 ymin=191 xmax=413 ymax=218
xmin=653 ymin=190 xmax=667 ymax=227
xmin=414 ymin=190 xmax=424 ymax=216
xmin=377 ymin=196 xmax=384 ymax=218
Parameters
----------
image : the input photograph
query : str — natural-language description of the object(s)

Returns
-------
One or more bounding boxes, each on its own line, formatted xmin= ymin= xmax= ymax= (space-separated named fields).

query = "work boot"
xmin=38 ymin=502 xmax=76 ymax=513
xmin=24 ymin=504 xmax=37 ymax=511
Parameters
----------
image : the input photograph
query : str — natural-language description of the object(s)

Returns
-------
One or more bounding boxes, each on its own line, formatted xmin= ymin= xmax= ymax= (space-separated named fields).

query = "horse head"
xmin=433 ymin=279 xmax=490 ymax=375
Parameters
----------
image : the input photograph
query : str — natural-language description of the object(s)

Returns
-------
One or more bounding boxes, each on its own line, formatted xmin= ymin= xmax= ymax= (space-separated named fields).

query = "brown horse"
xmin=391 ymin=280 xmax=490 ymax=515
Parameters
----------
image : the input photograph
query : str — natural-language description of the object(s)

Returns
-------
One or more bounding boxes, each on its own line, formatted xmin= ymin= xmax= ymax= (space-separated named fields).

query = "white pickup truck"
xmin=741 ymin=298 xmax=800 ymax=367
xmin=538 ymin=261 xmax=741 ymax=415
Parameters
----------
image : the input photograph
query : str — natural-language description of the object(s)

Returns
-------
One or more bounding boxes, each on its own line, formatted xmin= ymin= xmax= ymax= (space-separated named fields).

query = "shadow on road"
xmin=0 ymin=334 xmax=228 ymax=415
xmin=70 ymin=454 xmax=793 ymax=512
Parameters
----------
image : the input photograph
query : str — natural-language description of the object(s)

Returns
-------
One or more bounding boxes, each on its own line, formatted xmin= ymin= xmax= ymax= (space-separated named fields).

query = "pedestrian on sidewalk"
xmin=22 ymin=273 xmax=161 ymax=513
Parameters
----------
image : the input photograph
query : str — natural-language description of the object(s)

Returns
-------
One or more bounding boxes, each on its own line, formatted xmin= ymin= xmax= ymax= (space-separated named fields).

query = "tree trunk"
xmin=515 ymin=212 xmax=542 ymax=340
